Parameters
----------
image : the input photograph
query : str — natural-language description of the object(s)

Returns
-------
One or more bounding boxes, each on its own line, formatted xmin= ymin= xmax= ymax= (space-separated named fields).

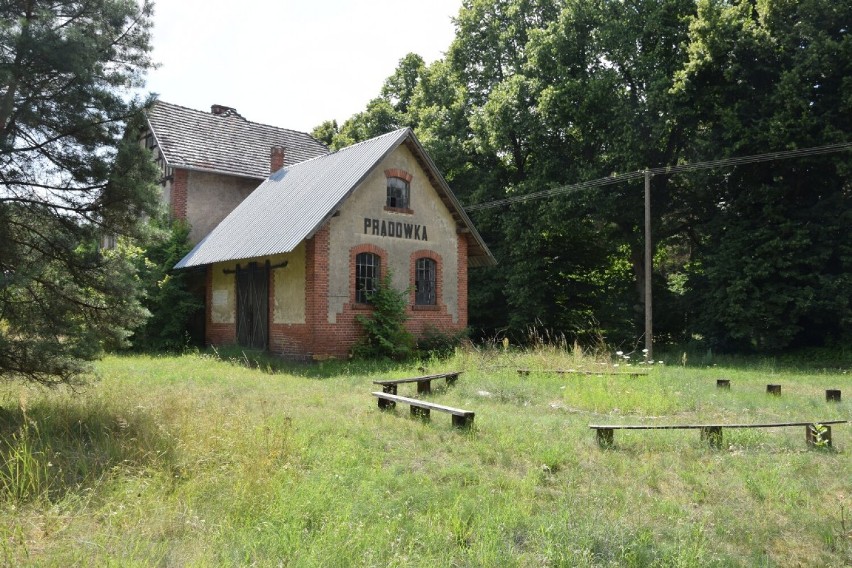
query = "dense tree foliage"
xmin=673 ymin=0 xmax=852 ymax=350
xmin=323 ymin=0 xmax=851 ymax=353
xmin=130 ymin=218 xmax=203 ymax=352
xmin=0 ymin=1 xmax=159 ymax=384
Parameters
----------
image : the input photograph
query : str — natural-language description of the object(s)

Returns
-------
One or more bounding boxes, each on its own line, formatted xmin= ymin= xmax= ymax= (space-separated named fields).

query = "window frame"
xmin=414 ymin=257 xmax=437 ymax=306
xmin=355 ymin=252 xmax=381 ymax=304
xmin=386 ymin=176 xmax=410 ymax=210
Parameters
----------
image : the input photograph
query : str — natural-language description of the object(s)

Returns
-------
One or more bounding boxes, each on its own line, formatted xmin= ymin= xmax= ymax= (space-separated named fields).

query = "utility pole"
xmin=644 ymin=169 xmax=653 ymax=361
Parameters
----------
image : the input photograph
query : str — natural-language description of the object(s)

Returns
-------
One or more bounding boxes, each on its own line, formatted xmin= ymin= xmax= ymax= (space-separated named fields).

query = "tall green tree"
xmin=328 ymin=54 xmax=428 ymax=150
xmin=0 ymin=1 xmax=160 ymax=384
xmin=673 ymin=0 xmax=852 ymax=350
xmin=444 ymin=0 xmax=563 ymax=336
xmin=446 ymin=0 xmax=698 ymax=341
xmin=310 ymin=119 xmax=338 ymax=148
xmin=323 ymin=0 xmax=851 ymax=351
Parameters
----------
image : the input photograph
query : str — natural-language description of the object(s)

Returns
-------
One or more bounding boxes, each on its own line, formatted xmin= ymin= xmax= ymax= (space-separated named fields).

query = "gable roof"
xmin=175 ymin=128 xmax=496 ymax=269
xmin=145 ymin=101 xmax=328 ymax=179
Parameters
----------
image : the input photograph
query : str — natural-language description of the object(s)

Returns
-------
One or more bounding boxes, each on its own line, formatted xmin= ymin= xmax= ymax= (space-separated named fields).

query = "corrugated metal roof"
xmin=175 ymin=129 xmax=408 ymax=268
xmin=145 ymin=101 xmax=328 ymax=179
xmin=174 ymin=128 xmax=496 ymax=269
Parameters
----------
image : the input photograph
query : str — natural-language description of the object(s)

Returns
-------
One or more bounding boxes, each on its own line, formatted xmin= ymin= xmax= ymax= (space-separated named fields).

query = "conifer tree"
xmin=0 ymin=1 xmax=160 ymax=384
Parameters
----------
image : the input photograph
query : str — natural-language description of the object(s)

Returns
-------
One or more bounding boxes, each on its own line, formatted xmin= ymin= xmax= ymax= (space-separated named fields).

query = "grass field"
xmin=0 ymin=347 xmax=850 ymax=566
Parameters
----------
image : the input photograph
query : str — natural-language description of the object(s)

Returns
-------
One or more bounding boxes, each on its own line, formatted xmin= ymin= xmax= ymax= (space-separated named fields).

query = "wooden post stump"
xmin=805 ymin=424 xmax=832 ymax=448
xmin=766 ymin=384 xmax=781 ymax=396
xmin=826 ymin=389 xmax=841 ymax=402
xmin=378 ymin=397 xmax=396 ymax=410
xmin=596 ymin=428 xmax=614 ymax=448
xmin=717 ymin=379 xmax=730 ymax=389
xmin=452 ymin=414 xmax=474 ymax=429
xmin=701 ymin=426 xmax=723 ymax=449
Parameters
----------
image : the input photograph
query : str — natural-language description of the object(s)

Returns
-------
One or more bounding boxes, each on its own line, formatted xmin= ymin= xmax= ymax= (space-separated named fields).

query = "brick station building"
xmin=144 ymin=101 xmax=495 ymax=359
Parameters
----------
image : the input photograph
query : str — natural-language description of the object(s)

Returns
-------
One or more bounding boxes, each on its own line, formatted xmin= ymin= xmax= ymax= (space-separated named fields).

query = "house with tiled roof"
xmin=143 ymin=101 xmax=328 ymax=243
xmin=146 ymin=101 xmax=495 ymax=359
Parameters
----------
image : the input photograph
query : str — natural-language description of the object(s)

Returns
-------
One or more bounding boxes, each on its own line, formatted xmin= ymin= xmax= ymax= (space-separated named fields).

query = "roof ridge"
xmin=329 ymin=127 xmax=410 ymax=155
xmin=150 ymin=99 xmax=322 ymax=140
xmin=279 ymin=127 xmax=410 ymax=171
xmin=354 ymin=126 xmax=409 ymax=143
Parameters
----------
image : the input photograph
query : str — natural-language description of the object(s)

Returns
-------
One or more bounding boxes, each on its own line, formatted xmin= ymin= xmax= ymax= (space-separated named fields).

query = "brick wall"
xmin=384 ymin=168 xmax=413 ymax=182
xmin=268 ymin=245 xmax=313 ymax=358
xmin=170 ymin=168 xmax=188 ymax=220
xmin=457 ymin=233 xmax=469 ymax=329
xmin=202 ymin=227 xmax=471 ymax=360
xmin=404 ymin=248 xmax=462 ymax=337
xmin=297 ymin=238 xmax=466 ymax=359
xmin=306 ymin=224 xmax=351 ymax=358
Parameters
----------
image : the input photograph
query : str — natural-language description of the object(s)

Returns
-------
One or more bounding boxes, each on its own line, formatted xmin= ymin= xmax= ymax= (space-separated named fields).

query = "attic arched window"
xmin=387 ymin=177 xmax=409 ymax=209
xmin=384 ymin=169 xmax=413 ymax=212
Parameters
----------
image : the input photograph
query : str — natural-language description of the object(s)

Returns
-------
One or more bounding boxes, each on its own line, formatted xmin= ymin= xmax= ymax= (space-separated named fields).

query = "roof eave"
xmin=167 ymin=163 xmax=267 ymax=181
xmin=302 ymin=128 xmax=413 ymax=242
xmin=402 ymin=133 xmax=497 ymax=267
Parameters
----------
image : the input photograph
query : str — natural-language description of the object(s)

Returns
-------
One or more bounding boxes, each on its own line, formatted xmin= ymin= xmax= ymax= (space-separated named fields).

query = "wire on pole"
xmin=463 ymin=142 xmax=852 ymax=213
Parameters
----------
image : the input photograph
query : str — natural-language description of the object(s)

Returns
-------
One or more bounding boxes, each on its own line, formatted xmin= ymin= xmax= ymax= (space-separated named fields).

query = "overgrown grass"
xmin=0 ymin=347 xmax=849 ymax=566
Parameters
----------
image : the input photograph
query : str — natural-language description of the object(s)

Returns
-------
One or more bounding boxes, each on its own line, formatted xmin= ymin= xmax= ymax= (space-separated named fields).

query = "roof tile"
xmin=145 ymin=101 xmax=328 ymax=179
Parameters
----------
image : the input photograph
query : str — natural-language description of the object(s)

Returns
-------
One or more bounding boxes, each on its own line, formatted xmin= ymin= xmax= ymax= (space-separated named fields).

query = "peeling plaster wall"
xmin=210 ymin=261 xmax=237 ymax=324
xmin=186 ymin=171 xmax=259 ymax=243
xmin=327 ymin=144 xmax=460 ymax=323
xmin=271 ymin=244 xmax=306 ymax=324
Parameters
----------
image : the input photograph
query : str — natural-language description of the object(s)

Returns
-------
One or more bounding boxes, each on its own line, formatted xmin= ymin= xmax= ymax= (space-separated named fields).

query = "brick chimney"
xmin=270 ymin=146 xmax=286 ymax=173
xmin=211 ymin=104 xmax=242 ymax=118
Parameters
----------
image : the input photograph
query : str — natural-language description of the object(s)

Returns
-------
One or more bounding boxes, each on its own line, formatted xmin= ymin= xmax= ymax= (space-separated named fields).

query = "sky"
xmin=143 ymin=0 xmax=462 ymax=133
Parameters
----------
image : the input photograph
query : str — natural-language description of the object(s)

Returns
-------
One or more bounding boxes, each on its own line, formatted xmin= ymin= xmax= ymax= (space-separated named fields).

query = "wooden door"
xmin=236 ymin=262 xmax=268 ymax=349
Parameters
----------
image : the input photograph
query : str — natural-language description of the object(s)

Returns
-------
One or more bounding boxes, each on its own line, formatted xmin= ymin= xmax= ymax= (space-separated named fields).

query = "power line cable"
xmin=463 ymin=141 xmax=852 ymax=212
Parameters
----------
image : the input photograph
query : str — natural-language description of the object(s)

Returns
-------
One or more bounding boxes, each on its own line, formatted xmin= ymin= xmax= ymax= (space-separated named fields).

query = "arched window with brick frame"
xmin=384 ymin=169 xmax=413 ymax=212
xmin=415 ymin=257 xmax=437 ymax=305
xmin=355 ymin=251 xmax=381 ymax=304
xmin=410 ymin=250 xmax=442 ymax=309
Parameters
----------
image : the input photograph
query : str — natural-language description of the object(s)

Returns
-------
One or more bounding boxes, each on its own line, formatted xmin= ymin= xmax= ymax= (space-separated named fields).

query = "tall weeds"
xmin=0 ymin=410 xmax=52 ymax=503
xmin=0 ymin=391 xmax=178 ymax=505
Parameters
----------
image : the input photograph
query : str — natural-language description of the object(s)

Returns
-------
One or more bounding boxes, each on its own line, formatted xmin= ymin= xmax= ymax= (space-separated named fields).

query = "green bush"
xmin=351 ymin=273 xmax=414 ymax=361
xmin=416 ymin=325 xmax=469 ymax=358
xmin=130 ymin=217 xmax=203 ymax=352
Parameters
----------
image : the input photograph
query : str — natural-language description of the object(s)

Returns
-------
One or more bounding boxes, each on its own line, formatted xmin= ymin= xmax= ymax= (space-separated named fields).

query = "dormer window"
xmin=384 ymin=169 xmax=413 ymax=213
xmin=387 ymin=177 xmax=409 ymax=209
